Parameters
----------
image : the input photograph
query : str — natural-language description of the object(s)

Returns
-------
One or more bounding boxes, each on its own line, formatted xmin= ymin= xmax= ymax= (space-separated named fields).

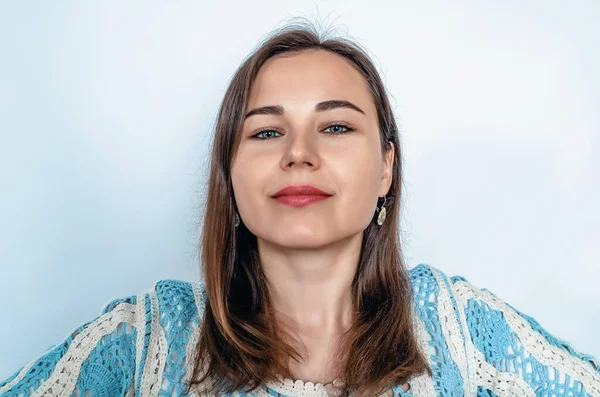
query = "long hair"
xmin=184 ymin=18 xmax=432 ymax=397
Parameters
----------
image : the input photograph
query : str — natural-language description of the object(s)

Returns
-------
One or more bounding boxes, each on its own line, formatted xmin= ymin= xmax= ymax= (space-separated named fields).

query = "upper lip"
xmin=272 ymin=184 xmax=333 ymax=197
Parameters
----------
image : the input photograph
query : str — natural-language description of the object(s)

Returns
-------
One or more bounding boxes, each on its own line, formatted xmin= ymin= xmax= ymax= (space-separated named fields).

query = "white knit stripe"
xmin=266 ymin=379 xmax=332 ymax=397
xmin=472 ymin=348 xmax=534 ymax=396
xmin=140 ymin=287 xmax=170 ymax=397
xmin=183 ymin=281 xmax=205 ymax=394
xmin=191 ymin=281 xmax=206 ymax=315
xmin=125 ymin=382 xmax=136 ymax=397
xmin=30 ymin=303 xmax=137 ymax=396
xmin=453 ymin=280 xmax=600 ymax=395
xmin=407 ymin=306 xmax=437 ymax=396
xmin=188 ymin=282 xmax=205 ymax=363
xmin=429 ymin=268 xmax=471 ymax=397
xmin=264 ymin=376 xmax=333 ymax=397
xmin=134 ymin=293 xmax=146 ymax=393
xmin=450 ymin=281 xmax=484 ymax=397
xmin=99 ymin=295 xmax=124 ymax=314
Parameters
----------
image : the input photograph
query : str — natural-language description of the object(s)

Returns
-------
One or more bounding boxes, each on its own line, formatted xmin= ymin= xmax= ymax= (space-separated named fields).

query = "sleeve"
xmin=450 ymin=274 xmax=600 ymax=397
xmin=0 ymin=294 xmax=140 ymax=397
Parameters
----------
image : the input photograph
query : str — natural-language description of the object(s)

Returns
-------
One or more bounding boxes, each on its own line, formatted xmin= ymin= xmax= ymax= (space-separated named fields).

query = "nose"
xmin=279 ymin=130 xmax=321 ymax=170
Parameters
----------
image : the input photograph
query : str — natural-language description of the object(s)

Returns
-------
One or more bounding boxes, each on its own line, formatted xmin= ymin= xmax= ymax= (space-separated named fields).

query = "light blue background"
xmin=1 ymin=1 xmax=598 ymax=379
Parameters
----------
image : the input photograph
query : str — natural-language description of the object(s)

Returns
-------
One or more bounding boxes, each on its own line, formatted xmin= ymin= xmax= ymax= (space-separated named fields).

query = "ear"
xmin=379 ymin=141 xmax=394 ymax=197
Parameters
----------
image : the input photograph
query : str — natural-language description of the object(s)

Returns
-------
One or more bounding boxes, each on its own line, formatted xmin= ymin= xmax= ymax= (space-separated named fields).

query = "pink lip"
xmin=273 ymin=184 xmax=332 ymax=197
xmin=272 ymin=184 xmax=333 ymax=207
xmin=274 ymin=195 xmax=331 ymax=207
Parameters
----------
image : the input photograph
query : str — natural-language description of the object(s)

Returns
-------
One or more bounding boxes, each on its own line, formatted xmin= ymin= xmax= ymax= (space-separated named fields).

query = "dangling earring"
xmin=234 ymin=211 xmax=240 ymax=227
xmin=375 ymin=196 xmax=387 ymax=226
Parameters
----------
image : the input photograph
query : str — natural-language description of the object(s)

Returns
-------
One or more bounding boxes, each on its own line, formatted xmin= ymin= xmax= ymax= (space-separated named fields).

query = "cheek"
xmin=331 ymin=148 xmax=382 ymax=223
xmin=231 ymin=152 xmax=272 ymax=219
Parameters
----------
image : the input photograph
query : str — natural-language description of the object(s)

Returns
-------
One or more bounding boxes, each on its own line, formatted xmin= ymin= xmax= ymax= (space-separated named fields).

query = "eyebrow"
xmin=244 ymin=99 xmax=365 ymax=120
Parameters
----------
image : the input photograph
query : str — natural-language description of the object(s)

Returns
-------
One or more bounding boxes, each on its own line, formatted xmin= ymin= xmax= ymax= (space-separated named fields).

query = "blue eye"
xmin=252 ymin=130 xmax=282 ymax=140
xmin=323 ymin=123 xmax=353 ymax=134
xmin=251 ymin=123 xmax=354 ymax=140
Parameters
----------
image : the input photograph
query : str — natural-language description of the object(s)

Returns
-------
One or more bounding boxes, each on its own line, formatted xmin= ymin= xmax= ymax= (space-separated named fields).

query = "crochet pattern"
xmin=1 ymin=264 xmax=598 ymax=396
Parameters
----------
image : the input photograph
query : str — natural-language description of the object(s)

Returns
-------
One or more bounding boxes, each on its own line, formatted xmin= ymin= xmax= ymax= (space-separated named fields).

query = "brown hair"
xmin=184 ymin=17 xmax=432 ymax=397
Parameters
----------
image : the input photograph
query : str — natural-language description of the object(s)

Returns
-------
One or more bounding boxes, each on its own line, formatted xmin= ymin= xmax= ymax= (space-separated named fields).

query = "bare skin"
xmin=231 ymin=49 xmax=409 ymax=393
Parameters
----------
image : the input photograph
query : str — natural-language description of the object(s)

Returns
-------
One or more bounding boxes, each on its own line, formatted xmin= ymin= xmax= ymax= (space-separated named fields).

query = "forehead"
xmin=248 ymin=49 xmax=375 ymax=114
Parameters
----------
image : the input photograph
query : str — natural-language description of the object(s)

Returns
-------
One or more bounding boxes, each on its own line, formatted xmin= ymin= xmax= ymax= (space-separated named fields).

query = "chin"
xmin=270 ymin=230 xmax=331 ymax=249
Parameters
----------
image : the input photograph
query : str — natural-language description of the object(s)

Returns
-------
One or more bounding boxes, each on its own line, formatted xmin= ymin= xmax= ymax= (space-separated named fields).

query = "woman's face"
xmin=231 ymin=49 xmax=394 ymax=249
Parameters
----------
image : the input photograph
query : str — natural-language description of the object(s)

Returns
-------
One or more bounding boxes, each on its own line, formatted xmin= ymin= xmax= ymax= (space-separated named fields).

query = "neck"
xmin=258 ymin=232 xmax=362 ymax=335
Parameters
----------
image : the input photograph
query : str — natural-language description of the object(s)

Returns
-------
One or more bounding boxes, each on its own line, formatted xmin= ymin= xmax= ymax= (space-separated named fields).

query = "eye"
xmin=251 ymin=129 xmax=282 ymax=140
xmin=323 ymin=122 xmax=354 ymax=135
xmin=251 ymin=123 xmax=355 ymax=140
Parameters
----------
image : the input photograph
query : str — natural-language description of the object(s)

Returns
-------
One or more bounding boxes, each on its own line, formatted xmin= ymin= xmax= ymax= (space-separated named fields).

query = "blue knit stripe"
xmin=476 ymin=386 xmax=501 ymax=396
xmin=0 ymin=370 xmax=19 ymax=391
xmin=392 ymin=382 xmax=413 ymax=397
xmin=74 ymin=322 xmax=137 ymax=396
xmin=101 ymin=295 xmax=137 ymax=314
xmin=264 ymin=385 xmax=283 ymax=396
xmin=155 ymin=280 xmax=201 ymax=397
xmin=449 ymin=275 xmax=468 ymax=284
xmin=407 ymin=264 xmax=464 ymax=396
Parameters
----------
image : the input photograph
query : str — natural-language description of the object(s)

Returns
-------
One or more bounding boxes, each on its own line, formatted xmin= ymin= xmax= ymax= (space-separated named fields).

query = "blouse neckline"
xmin=264 ymin=375 xmax=411 ymax=396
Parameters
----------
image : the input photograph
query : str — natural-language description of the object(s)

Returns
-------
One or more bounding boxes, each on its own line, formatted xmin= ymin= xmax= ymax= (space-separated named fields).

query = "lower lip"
xmin=274 ymin=195 xmax=332 ymax=207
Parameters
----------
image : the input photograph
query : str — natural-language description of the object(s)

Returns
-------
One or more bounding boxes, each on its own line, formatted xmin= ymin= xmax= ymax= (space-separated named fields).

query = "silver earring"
xmin=375 ymin=196 xmax=387 ymax=226
xmin=234 ymin=212 xmax=240 ymax=227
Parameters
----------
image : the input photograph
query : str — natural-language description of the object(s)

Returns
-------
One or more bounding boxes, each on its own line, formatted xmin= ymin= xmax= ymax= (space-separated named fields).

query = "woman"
xmin=1 ymin=20 xmax=598 ymax=397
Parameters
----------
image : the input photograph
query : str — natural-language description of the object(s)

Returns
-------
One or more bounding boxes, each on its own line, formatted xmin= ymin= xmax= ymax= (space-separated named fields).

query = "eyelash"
xmin=250 ymin=122 xmax=355 ymax=140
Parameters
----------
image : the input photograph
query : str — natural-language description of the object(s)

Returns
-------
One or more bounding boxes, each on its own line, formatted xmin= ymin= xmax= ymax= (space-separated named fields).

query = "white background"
xmin=1 ymin=1 xmax=598 ymax=379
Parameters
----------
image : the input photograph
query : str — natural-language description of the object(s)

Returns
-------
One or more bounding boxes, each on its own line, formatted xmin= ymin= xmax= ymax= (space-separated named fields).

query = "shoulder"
xmin=408 ymin=262 xmax=457 ymax=296
xmin=406 ymin=263 xmax=468 ymax=346
xmin=408 ymin=262 xmax=447 ymax=281
xmin=404 ymin=263 xmax=476 ymax=394
xmin=406 ymin=262 xmax=462 ymax=315
xmin=406 ymin=262 xmax=507 ymax=329
xmin=147 ymin=279 xmax=207 ymax=318
xmin=408 ymin=262 xmax=480 ymax=301
xmin=0 ymin=287 xmax=141 ymax=396
xmin=140 ymin=279 xmax=207 ymax=347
